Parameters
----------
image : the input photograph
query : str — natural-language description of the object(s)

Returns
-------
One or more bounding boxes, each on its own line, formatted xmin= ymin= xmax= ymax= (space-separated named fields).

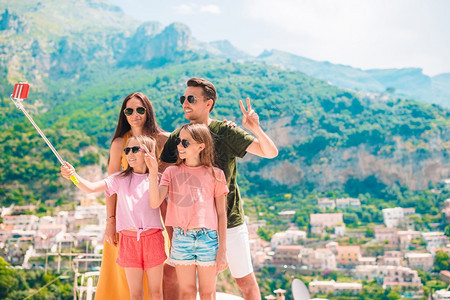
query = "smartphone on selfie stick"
xmin=10 ymin=82 xmax=79 ymax=185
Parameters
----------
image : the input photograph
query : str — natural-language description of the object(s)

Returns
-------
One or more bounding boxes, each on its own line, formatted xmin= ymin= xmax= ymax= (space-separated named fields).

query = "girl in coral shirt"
xmin=146 ymin=123 xmax=228 ymax=300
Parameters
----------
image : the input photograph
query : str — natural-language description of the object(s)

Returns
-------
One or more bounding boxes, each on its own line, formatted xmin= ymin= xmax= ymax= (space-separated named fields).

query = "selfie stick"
xmin=10 ymin=82 xmax=79 ymax=185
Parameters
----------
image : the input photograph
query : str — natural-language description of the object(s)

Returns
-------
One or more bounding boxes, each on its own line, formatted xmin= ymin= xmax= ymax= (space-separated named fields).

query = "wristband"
xmin=70 ymin=175 xmax=79 ymax=185
xmin=107 ymin=216 xmax=116 ymax=220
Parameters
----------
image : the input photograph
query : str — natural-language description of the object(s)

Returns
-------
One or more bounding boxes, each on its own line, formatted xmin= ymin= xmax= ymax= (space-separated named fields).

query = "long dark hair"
xmin=176 ymin=123 xmax=223 ymax=183
xmin=119 ymin=135 xmax=157 ymax=177
xmin=111 ymin=92 xmax=162 ymax=142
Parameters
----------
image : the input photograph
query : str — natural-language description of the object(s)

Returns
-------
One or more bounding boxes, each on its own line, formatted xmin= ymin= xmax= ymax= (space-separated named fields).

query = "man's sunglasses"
xmin=124 ymin=146 xmax=144 ymax=155
xmin=175 ymin=137 xmax=194 ymax=148
xmin=124 ymin=107 xmax=146 ymax=116
xmin=180 ymin=95 xmax=198 ymax=105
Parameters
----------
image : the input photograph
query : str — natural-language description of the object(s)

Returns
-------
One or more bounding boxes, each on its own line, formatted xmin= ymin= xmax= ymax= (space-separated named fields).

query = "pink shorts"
xmin=116 ymin=229 xmax=167 ymax=270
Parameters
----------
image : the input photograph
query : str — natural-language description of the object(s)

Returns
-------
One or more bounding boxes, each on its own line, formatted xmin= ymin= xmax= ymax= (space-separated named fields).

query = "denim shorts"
xmin=169 ymin=227 xmax=218 ymax=267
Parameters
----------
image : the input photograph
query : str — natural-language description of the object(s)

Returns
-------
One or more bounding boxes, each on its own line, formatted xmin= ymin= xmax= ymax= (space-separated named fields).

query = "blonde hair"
xmin=176 ymin=123 xmax=223 ymax=183
xmin=120 ymin=135 xmax=157 ymax=177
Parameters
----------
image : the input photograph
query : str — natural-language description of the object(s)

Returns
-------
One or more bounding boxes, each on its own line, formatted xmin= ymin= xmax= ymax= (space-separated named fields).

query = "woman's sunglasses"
xmin=124 ymin=146 xmax=144 ymax=155
xmin=175 ymin=137 xmax=194 ymax=148
xmin=179 ymin=95 xmax=197 ymax=105
xmin=124 ymin=107 xmax=146 ymax=116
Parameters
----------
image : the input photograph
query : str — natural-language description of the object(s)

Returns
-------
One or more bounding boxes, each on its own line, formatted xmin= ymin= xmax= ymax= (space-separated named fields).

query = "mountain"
xmin=0 ymin=0 xmax=449 ymax=206
xmin=197 ymin=40 xmax=252 ymax=60
xmin=257 ymin=49 xmax=450 ymax=108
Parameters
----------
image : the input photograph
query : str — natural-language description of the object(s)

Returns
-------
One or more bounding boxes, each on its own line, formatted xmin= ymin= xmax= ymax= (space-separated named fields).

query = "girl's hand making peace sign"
xmin=142 ymin=143 xmax=158 ymax=176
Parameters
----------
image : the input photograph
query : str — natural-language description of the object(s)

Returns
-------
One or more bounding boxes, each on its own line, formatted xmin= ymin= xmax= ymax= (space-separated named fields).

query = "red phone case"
xmin=12 ymin=82 xmax=30 ymax=99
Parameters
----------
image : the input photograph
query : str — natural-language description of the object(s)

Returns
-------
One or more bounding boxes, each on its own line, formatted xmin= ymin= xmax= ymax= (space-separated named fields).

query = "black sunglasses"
xmin=123 ymin=146 xmax=144 ymax=155
xmin=175 ymin=137 xmax=194 ymax=148
xmin=124 ymin=107 xmax=146 ymax=116
xmin=180 ymin=95 xmax=198 ymax=105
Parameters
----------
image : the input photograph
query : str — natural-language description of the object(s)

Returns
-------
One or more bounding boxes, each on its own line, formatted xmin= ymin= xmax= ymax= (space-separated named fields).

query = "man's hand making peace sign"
xmin=239 ymin=97 xmax=260 ymax=134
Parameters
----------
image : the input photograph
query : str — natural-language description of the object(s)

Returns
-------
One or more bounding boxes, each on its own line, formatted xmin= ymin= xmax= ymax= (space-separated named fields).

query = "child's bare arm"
xmin=61 ymin=162 xmax=107 ymax=193
xmin=215 ymin=194 xmax=228 ymax=274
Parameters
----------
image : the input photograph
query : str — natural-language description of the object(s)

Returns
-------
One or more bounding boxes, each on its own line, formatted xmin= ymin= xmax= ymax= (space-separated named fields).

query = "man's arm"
xmin=246 ymin=129 xmax=278 ymax=158
xmin=159 ymin=129 xmax=180 ymax=164
xmin=239 ymin=98 xmax=278 ymax=158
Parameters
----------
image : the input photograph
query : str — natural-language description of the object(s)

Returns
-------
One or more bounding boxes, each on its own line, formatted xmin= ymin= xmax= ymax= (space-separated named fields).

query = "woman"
xmin=95 ymin=92 xmax=176 ymax=300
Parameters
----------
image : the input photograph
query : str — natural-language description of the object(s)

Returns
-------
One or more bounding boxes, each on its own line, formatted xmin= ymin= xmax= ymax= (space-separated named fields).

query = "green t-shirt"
xmin=160 ymin=120 xmax=255 ymax=228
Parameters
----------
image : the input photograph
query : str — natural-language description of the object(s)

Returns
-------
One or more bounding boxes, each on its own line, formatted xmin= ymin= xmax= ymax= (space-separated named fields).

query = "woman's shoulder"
xmin=111 ymin=136 xmax=125 ymax=147
xmin=156 ymin=131 xmax=169 ymax=146
xmin=110 ymin=137 xmax=125 ymax=156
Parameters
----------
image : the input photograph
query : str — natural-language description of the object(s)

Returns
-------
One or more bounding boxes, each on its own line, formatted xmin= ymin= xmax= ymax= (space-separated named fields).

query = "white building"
xmin=272 ymin=245 xmax=303 ymax=266
xmin=6 ymin=230 xmax=36 ymax=248
xmin=382 ymin=207 xmax=404 ymax=228
xmin=354 ymin=265 xmax=421 ymax=285
xmin=334 ymin=224 xmax=346 ymax=237
xmin=300 ymin=248 xmax=336 ymax=270
xmin=405 ymin=252 xmax=434 ymax=272
xmin=358 ymin=257 xmax=377 ymax=266
xmin=398 ymin=230 xmax=421 ymax=250
xmin=270 ymin=229 xmax=306 ymax=249
xmin=433 ymin=289 xmax=450 ymax=299
xmin=309 ymin=280 xmax=362 ymax=296
xmin=378 ymin=251 xmax=403 ymax=266
xmin=336 ymin=198 xmax=361 ymax=209
xmin=278 ymin=210 xmax=295 ymax=220
xmin=317 ymin=198 xmax=336 ymax=210
xmin=3 ymin=215 xmax=39 ymax=231
xmin=310 ymin=213 xmax=343 ymax=235
xmin=421 ymin=232 xmax=449 ymax=252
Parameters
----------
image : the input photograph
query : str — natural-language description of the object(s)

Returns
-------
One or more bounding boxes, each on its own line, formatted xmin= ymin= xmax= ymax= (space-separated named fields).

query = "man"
xmin=160 ymin=78 xmax=278 ymax=299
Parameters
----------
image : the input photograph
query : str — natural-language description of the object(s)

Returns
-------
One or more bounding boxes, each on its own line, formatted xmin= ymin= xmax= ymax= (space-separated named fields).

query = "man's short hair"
xmin=186 ymin=78 xmax=217 ymax=112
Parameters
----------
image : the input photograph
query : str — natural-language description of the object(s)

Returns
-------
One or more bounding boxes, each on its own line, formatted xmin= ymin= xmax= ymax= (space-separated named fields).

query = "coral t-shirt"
xmin=160 ymin=164 xmax=229 ymax=232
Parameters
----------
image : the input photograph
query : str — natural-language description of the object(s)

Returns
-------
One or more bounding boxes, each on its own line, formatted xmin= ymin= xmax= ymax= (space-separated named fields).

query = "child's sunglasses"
xmin=124 ymin=146 xmax=144 ymax=155
xmin=175 ymin=137 xmax=192 ymax=148
xmin=124 ymin=107 xmax=146 ymax=116
xmin=180 ymin=95 xmax=197 ymax=105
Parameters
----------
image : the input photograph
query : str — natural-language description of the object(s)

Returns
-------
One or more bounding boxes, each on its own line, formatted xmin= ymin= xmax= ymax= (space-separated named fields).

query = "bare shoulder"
xmin=110 ymin=137 xmax=125 ymax=153
xmin=156 ymin=131 xmax=170 ymax=147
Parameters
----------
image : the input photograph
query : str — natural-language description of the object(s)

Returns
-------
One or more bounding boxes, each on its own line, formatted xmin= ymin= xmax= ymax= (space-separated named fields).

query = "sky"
xmin=109 ymin=0 xmax=450 ymax=76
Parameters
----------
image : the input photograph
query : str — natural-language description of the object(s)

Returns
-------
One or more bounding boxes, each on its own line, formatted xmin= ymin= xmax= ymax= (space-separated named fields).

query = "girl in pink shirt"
xmin=146 ymin=123 xmax=228 ymax=300
xmin=60 ymin=135 xmax=166 ymax=300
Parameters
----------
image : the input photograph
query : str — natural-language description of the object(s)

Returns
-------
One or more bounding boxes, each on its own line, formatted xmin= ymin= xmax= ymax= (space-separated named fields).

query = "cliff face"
xmin=253 ymin=142 xmax=449 ymax=190
xmin=247 ymin=117 xmax=449 ymax=190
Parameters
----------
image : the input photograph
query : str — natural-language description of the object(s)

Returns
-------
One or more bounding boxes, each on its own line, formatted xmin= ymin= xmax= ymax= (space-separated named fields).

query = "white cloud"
xmin=173 ymin=3 xmax=220 ymax=15
xmin=174 ymin=4 xmax=195 ymax=15
xmin=200 ymin=5 xmax=220 ymax=14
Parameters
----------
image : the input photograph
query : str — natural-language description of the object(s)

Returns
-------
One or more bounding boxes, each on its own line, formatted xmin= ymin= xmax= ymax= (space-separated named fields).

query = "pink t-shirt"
xmin=105 ymin=172 xmax=163 ymax=241
xmin=160 ymin=164 xmax=229 ymax=232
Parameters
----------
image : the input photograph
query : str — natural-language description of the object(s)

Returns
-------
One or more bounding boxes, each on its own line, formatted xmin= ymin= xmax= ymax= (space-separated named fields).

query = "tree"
xmin=434 ymin=250 xmax=449 ymax=272
xmin=386 ymin=289 xmax=401 ymax=300
xmin=257 ymin=227 xmax=273 ymax=242
xmin=0 ymin=257 xmax=18 ymax=299
xmin=445 ymin=225 xmax=450 ymax=237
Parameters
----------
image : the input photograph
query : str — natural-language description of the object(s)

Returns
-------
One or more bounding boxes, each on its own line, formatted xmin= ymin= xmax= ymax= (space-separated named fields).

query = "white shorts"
xmin=226 ymin=223 xmax=253 ymax=278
